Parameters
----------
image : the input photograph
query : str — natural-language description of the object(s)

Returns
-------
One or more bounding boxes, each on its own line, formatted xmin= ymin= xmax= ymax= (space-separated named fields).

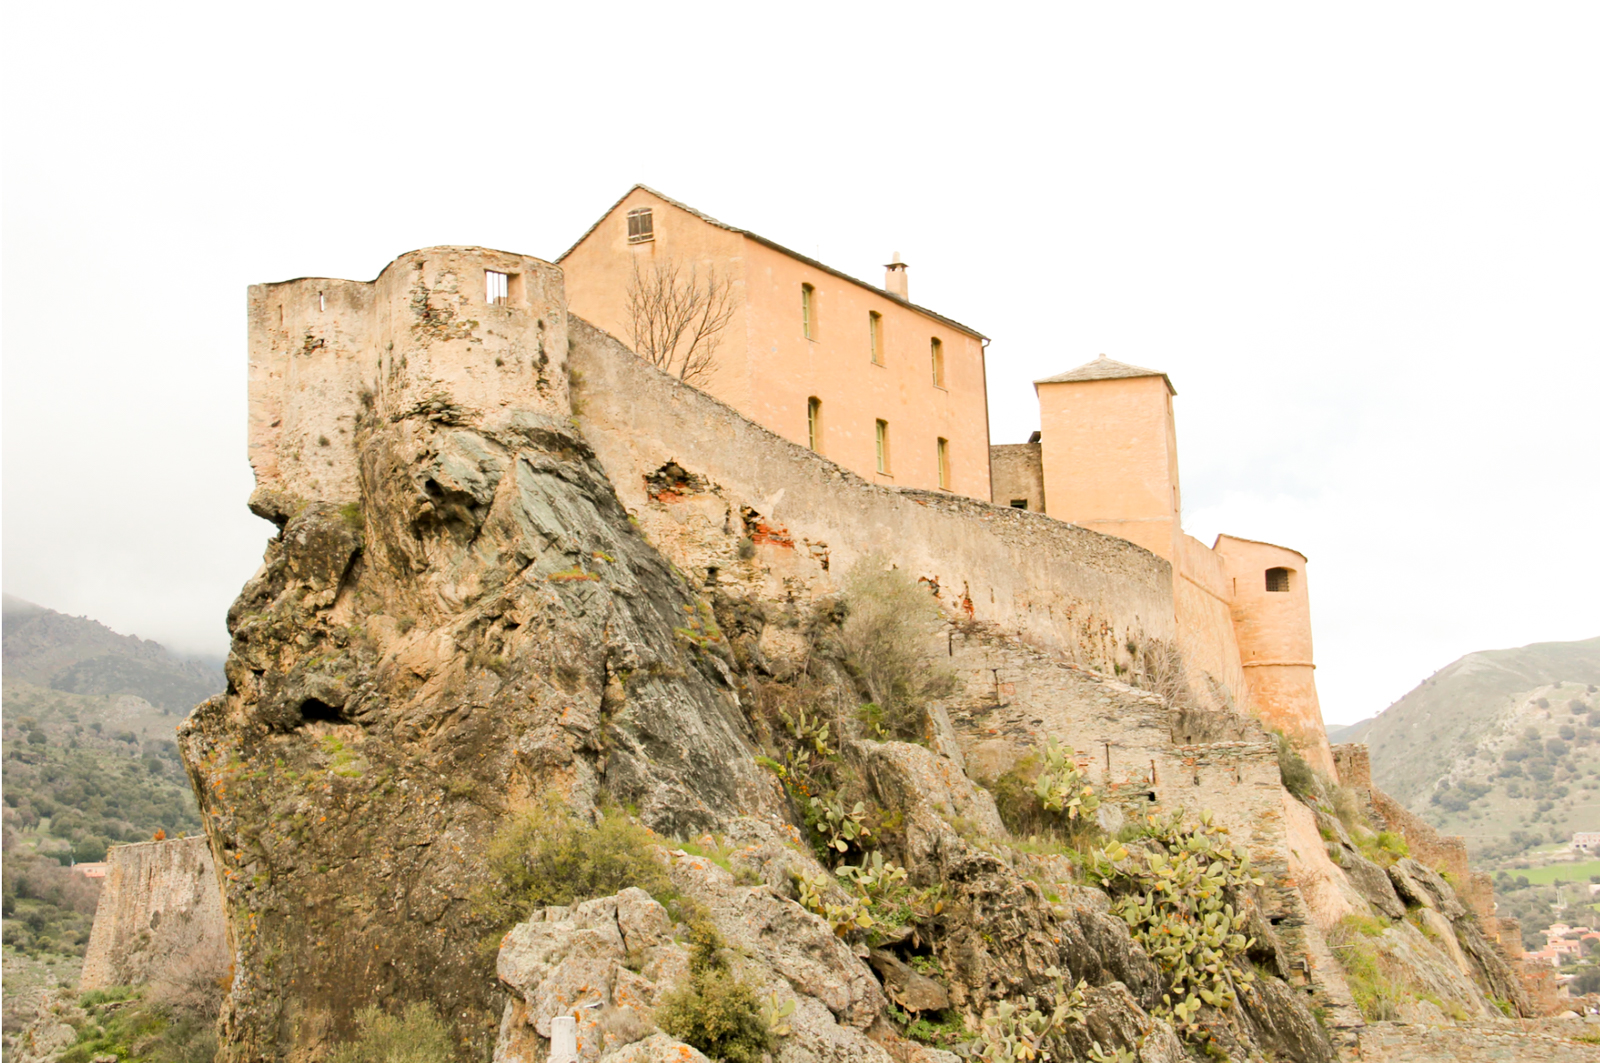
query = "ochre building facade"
xmin=559 ymin=186 xmax=991 ymax=501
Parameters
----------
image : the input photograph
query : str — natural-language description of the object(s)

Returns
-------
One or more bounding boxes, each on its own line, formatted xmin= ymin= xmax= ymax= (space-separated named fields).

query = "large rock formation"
xmin=178 ymin=246 xmax=1560 ymax=1063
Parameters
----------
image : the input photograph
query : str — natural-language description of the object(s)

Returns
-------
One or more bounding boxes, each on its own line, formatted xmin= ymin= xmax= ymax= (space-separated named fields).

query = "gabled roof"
xmin=558 ymin=184 xmax=988 ymax=341
xmin=1034 ymin=354 xmax=1175 ymax=395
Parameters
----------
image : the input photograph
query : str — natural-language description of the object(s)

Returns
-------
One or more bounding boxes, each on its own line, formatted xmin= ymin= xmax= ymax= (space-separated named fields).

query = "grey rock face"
xmin=182 ymin=413 xmax=784 ymax=1061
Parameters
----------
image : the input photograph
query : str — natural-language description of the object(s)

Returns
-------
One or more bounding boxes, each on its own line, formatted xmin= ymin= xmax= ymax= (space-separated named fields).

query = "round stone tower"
xmin=1213 ymin=534 xmax=1337 ymax=779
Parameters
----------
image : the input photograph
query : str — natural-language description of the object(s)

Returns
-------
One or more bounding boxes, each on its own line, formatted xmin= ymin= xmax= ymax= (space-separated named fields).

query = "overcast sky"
xmin=3 ymin=3 xmax=1596 ymax=724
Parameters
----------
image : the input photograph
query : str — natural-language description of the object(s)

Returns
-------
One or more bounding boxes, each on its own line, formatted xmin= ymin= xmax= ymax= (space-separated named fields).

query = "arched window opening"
xmin=806 ymin=397 xmax=822 ymax=452
xmin=1265 ymin=567 xmax=1292 ymax=593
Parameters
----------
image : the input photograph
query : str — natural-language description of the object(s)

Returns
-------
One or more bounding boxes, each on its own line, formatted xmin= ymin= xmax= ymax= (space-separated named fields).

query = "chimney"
xmin=884 ymin=252 xmax=909 ymax=300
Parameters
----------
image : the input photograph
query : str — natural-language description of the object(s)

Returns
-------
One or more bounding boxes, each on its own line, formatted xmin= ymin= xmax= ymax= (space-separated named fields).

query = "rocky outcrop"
xmin=181 ymin=402 xmax=786 ymax=1060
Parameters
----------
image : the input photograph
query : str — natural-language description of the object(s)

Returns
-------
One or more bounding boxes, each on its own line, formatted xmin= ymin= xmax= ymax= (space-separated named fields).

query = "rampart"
xmin=247 ymin=246 xmax=567 ymax=516
xmin=80 ymin=835 xmax=229 ymax=996
xmin=568 ymin=317 xmax=1175 ymax=678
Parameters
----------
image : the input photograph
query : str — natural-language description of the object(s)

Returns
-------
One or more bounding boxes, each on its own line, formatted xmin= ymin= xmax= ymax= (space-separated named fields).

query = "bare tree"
xmin=624 ymin=257 xmax=737 ymax=386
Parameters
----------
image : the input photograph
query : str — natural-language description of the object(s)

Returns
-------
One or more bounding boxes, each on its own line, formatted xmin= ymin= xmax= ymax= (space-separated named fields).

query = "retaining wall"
xmin=80 ymin=836 xmax=228 ymax=996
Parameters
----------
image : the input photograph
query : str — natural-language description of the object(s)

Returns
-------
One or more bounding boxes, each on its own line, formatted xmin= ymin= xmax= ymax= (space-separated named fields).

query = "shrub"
xmin=990 ymin=743 xmax=1101 ymax=844
xmin=1327 ymin=916 xmax=1408 ymax=1021
xmin=1273 ymin=733 xmax=1316 ymax=799
xmin=838 ymin=558 xmax=958 ymax=740
xmin=473 ymin=796 xmax=674 ymax=931
xmin=328 ymin=1003 xmax=453 ymax=1063
xmin=1088 ymin=811 xmax=1262 ymax=1031
xmin=655 ymin=924 xmax=773 ymax=1063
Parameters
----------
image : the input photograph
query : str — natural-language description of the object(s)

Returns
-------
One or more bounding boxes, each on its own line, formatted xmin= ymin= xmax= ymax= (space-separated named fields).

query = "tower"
xmin=1214 ymin=535 xmax=1336 ymax=778
xmin=1032 ymin=355 xmax=1181 ymax=561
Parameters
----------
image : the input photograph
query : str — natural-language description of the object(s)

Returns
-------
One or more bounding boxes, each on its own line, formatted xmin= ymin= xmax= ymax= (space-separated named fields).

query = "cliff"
xmin=175 ymin=246 xmax=1569 ymax=1063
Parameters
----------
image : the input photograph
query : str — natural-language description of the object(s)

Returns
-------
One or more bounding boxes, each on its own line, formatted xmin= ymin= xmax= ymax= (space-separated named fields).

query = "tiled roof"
xmin=1034 ymin=354 xmax=1175 ymax=395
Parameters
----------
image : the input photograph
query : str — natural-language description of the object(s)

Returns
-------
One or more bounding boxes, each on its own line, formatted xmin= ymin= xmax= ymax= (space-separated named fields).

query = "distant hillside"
xmin=1 ymin=594 xmax=223 ymax=712
xmin=2 ymin=601 xmax=215 ymax=1004
xmin=1347 ymin=637 xmax=1600 ymax=861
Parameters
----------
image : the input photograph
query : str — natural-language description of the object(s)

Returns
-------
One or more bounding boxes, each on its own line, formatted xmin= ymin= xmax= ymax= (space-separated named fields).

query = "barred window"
xmin=486 ymin=270 xmax=509 ymax=305
xmin=627 ymin=208 xmax=654 ymax=243
xmin=1265 ymin=567 xmax=1291 ymax=593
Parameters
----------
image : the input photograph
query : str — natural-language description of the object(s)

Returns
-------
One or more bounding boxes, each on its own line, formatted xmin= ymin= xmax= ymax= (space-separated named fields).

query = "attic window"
xmin=486 ymin=270 xmax=509 ymax=305
xmin=627 ymin=208 xmax=654 ymax=243
xmin=1265 ymin=567 xmax=1291 ymax=593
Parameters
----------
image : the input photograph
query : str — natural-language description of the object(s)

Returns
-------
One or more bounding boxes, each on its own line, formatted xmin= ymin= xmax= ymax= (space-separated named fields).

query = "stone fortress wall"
xmin=568 ymin=316 xmax=1175 ymax=679
xmin=214 ymin=245 xmax=1544 ymax=1051
xmin=246 ymin=247 xmax=568 ymax=517
xmin=569 ymin=316 xmax=1369 ymax=1030
xmin=80 ymin=835 xmax=228 ymax=995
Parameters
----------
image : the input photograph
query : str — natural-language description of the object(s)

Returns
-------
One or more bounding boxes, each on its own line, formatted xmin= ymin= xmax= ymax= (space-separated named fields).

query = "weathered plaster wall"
xmin=248 ymin=246 xmax=568 ymax=514
xmin=1174 ymin=534 xmax=1250 ymax=712
xmin=560 ymin=187 xmax=754 ymax=412
xmin=740 ymin=238 xmax=990 ymax=500
xmin=80 ymin=836 xmax=228 ymax=996
xmin=989 ymin=442 xmax=1045 ymax=511
xmin=560 ymin=187 xmax=992 ymax=499
xmin=568 ymin=317 xmax=1174 ymax=675
xmin=1036 ymin=375 xmax=1180 ymax=562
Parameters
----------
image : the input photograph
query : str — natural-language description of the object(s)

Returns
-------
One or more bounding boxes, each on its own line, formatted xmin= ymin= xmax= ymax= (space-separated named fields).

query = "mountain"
xmin=1 ymin=595 xmax=224 ymax=713
xmin=1346 ymin=636 xmax=1600 ymax=859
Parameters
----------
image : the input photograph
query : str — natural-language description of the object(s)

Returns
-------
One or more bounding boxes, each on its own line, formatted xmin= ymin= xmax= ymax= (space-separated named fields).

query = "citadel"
xmin=41 ymin=187 xmax=1590 ymax=1063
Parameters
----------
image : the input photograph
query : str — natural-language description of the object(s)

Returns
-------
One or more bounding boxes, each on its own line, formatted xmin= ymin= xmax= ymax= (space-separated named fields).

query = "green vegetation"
xmin=655 ymin=923 xmax=773 ymax=1063
xmin=1272 ymin=732 xmax=1317 ymax=799
xmin=1505 ymin=858 xmax=1600 ymax=885
xmin=327 ymin=1003 xmax=453 ymax=1063
xmin=56 ymin=986 xmax=218 ymax=1063
xmin=838 ymin=558 xmax=958 ymax=740
xmin=1344 ymin=639 xmax=1600 ymax=858
xmin=796 ymin=850 xmax=942 ymax=942
xmin=973 ymin=967 xmax=1089 ymax=1063
xmin=1326 ymin=915 xmax=1407 ymax=1021
xmin=989 ymin=742 xmax=1101 ymax=844
xmin=1088 ymin=811 xmax=1262 ymax=1033
xmin=472 ymin=796 xmax=675 ymax=932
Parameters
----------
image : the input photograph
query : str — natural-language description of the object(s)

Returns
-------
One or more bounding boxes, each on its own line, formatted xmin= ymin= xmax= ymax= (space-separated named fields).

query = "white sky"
xmin=2 ymin=3 xmax=1596 ymax=724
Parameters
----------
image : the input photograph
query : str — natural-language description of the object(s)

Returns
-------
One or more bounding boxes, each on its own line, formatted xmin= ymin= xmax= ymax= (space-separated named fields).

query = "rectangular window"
xmin=486 ymin=270 xmax=509 ymax=305
xmin=875 ymin=419 xmax=890 ymax=474
xmin=1010 ymin=499 xmax=1029 ymax=509
xmin=627 ymin=207 xmax=654 ymax=243
xmin=937 ymin=437 xmax=950 ymax=490
xmin=807 ymin=397 xmax=822 ymax=452
xmin=801 ymin=283 xmax=816 ymax=339
xmin=931 ymin=337 xmax=945 ymax=387
xmin=869 ymin=311 xmax=883 ymax=364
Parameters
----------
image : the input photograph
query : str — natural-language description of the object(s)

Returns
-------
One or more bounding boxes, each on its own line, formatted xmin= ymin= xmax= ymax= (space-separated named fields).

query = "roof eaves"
xmin=558 ymin=184 xmax=988 ymax=341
